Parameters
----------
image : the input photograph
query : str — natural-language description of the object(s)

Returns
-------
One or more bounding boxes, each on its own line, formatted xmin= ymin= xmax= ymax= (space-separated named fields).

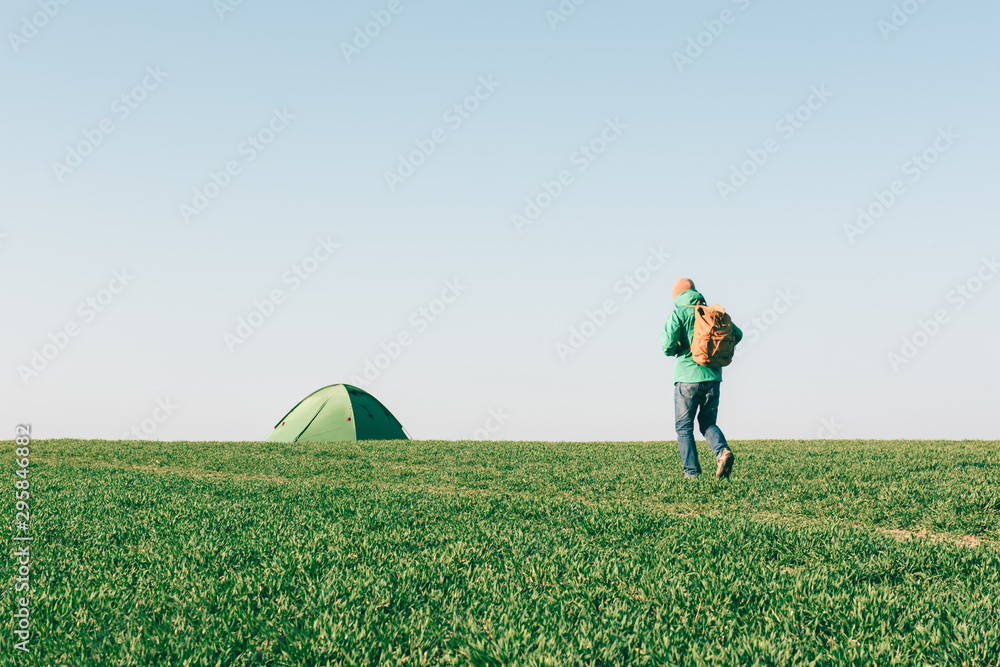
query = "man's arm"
xmin=731 ymin=321 xmax=744 ymax=346
xmin=662 ymin=310 xmax=686 ymax=357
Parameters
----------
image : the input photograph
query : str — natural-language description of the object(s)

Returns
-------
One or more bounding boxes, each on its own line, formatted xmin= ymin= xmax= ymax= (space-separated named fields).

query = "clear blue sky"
xmin=3 ymin=0 xmax=998 ymax=441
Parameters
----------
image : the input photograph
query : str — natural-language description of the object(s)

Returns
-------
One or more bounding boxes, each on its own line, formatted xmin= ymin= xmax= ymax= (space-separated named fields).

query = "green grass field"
xmin=5 ymin=438 xmax=1000 ymax=666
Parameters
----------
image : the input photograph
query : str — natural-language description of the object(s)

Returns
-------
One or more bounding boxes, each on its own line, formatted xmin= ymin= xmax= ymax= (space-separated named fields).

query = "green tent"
xmin=267 ymin=384 xmax=408 ymax=442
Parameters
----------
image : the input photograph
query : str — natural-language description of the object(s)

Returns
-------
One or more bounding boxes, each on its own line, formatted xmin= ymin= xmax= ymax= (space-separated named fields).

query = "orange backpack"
xmin=686 ymin=303 xmax=736 ymax=368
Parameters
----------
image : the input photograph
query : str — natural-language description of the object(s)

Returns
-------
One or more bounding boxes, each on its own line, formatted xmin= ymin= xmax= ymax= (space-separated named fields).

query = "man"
xmin=661 ymin=278 xmax=743 ymax=479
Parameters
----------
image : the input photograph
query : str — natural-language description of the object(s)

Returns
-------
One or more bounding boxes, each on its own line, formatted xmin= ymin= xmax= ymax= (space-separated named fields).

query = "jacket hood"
xmin=674 ymin=289 xmax=705 ymax=308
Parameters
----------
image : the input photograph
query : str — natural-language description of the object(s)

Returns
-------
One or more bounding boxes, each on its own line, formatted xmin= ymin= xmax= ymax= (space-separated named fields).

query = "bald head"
xmin=672 ymin=278 xmax=695 ymax=299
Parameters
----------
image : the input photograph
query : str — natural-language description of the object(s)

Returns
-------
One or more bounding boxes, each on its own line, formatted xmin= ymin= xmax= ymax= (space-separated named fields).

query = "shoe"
xmin=716 ymin=450 xmax=734 ymax=479
xmin=684 ymin=472 xmax=699 ymax=479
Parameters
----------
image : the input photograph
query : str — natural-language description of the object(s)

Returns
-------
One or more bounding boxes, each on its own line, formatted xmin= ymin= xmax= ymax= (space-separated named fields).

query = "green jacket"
xmin=661 ymin=289 xmax=743 ymax=384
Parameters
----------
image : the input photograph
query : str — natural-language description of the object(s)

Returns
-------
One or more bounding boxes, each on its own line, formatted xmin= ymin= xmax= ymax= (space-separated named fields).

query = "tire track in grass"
xmin=38 ymin=454 xmax=998 ymax=549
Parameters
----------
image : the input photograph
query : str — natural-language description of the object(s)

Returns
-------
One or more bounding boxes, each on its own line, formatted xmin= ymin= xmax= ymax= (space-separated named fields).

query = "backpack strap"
xmin=686 ymin=303 xmax=723 ymax=313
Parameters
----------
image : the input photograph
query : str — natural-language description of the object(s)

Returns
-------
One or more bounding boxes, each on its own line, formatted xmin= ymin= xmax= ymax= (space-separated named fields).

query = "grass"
xmin=4 ymin=438 xmax=999 ymax=665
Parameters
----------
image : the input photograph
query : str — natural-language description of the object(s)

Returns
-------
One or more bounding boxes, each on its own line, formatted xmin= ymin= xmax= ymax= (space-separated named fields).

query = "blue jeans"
xmin=674 ymin=381 xmax=730 ymax=476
